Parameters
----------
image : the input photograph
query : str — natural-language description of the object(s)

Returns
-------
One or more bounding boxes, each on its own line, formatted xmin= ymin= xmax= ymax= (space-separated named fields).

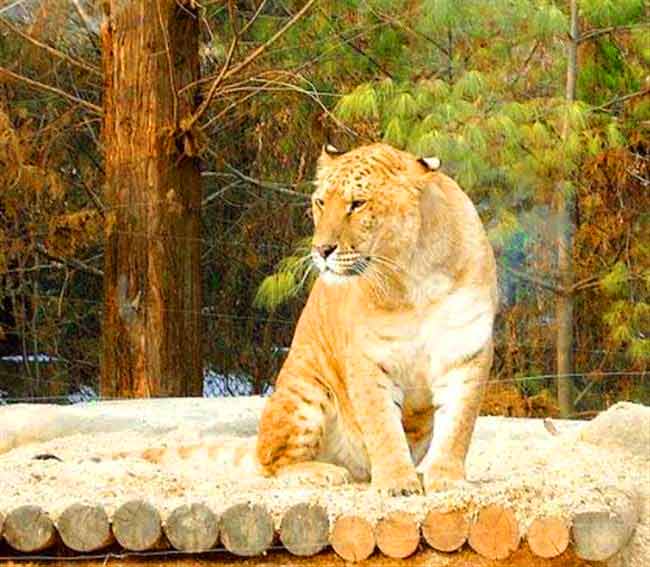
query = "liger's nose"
xmin=315 ymin=244 xmax=337 ymax=259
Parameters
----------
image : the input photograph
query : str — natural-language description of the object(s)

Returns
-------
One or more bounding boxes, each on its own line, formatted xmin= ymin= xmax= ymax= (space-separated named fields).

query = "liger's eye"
xmin=350 ymin=200 xmax=366 ymax=212
xmin=314 ymin=198 xmax=324 ymax=208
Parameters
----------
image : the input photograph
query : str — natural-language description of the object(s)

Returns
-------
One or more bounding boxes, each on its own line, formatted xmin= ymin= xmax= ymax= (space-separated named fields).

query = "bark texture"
xmin=101 ymin=0 xmax=203 ymax=397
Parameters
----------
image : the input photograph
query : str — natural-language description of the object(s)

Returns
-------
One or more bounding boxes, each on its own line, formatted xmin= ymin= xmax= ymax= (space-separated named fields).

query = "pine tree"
xmin=255 ymin=0 xmax=649 ymax=414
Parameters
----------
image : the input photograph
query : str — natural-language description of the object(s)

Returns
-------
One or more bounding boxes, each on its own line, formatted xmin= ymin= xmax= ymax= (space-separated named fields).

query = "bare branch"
xmin=239 ymin=0 xmax=269 ymax=36
xmin=189 ymin=0 xmax=317 ymax=93
xmin=198 ymin=70 xmax=361 ymax=140
xmin=77 ymin=175 xmax=106 ymax=217
xmin=570 ymin=275 xmax=599 ymax=292
xmin=183 ymin=35 xmax=238 ymax=131
xmin=292 ymin=22 xmax=387 ymax=74
xmin=35 ymin=243 xmax=104 ymax=277
xmin=504 ymin=266 xmax=563 ymax=294
xmin=200 ymin=84 xmax=263 ymax=131
xmin=626 ymin=167 xmax=650 ymax=187
xmin=224 ymin=162 xmax=311 ymax=199
xmin=186 ymin=0 xmax=269 ymax=126
xmin=200 ymin=180 xmax=242 ymax=207
xmin=0 ymin=18 xmax=101 ymax=76
xmin=0 ymin=0 xmax=29 ymax=15
xmin=346 ymin=40 xmax=393 ymax=78
xmin=0 ymin=18 xmax=102 ymax=77
xmin=69 ymin=0 xmax=100 ymax=52
xmin=248 ymin=74 xmax=360 ymax=138
xmin=0 ymin=66 xmax=103 ymax=114
xmin=4 ymin=263 xmax=64 ymax=274
xmin=201 ymin=151 xmax=311 ymax=200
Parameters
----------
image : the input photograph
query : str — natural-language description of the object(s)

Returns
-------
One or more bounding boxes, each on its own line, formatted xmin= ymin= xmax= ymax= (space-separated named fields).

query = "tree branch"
xmin=224 ymin=163 xmax=311 ymax=199
xmin=200 ymin=180 xmax=242 ymax=207
xmin=186 ymin=0 xmax=317 ymax=96
xmin=346 ymin=39 xmax=393 ymax=78
xmin=183 ymin=34 xmax=238 ymax=131
xmin=0 ymin=0 xmax=29 ymax=15
xmin=592 ymin=87 xmax=650 ymax=112
xmin=507 ymin=40 xmax=540 ymax=88
xmin=0 ymin=18 xmax=101 ymax=76
xmin=570 ymin=275 xmax=599 ymax=292
xmin=199 ymin=72 xmax=360 ymax=140
xmin=0 ymin=66 xmax=102 ymax=114
xmin=368 ymin=9 xmax=450 ymax=57
xmin=199 ymin=154 xmax=311 ymax=200
xmin=224 ymin=0 xmax=317 ymax=81
xmin=579 ymin=22 xmax=650 ymax=43
xmin=504 ymin=266 xmax=564 ymax=294
xmin=69 ymin=0 xmax=100 ymax=52
xmin=35 ymin=243 xmax=104 ymax=277
xmin=239 ymin=0 xmax=269 ymax=36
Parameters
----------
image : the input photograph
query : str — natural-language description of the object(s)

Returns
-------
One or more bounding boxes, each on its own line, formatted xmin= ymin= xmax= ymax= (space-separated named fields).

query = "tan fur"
xmin=256 ymin=143 xmax=498 ymax=494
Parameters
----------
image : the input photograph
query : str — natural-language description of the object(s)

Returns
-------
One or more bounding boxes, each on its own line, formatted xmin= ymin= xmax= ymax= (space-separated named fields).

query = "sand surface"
xmin=0 ymin=399 xmax=647 ymax=566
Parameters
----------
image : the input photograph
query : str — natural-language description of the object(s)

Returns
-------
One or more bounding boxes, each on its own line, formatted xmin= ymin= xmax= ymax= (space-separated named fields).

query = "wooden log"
xmin=220 ymin=503 xmax=274 ymax=557
xmin=422 ymin=509 xmax=469 ymax=552
xmin=112 ymin=500 xmax=163 ymax=551
xmin=572 ymin=491 xmax=639 ymax=561
xmin=330 ymin=515 xmax=376 ymax=562
xmin=526 ymin=516 xmax=569 ymax=558
xmin=279 ymin=503 xmax=330 ymax=556
xmin=468 ymin=505 xmax=520 ymax=560
xmin=0 ymin=511 xmax=4 ymax=541
xmin=164 ymin=502 xmax=219 ymax=552
xmin=3 ymin=505 xmax=57 ymax=552
xmin=56 ymin=503 xmax=114 ymax=552
xmin=375 ymin=511 xmax=420 ymax=559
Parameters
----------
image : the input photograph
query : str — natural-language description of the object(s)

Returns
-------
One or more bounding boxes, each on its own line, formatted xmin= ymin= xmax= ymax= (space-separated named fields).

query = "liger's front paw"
xmin=418 ymin=460 xmax=466 ymax=494
xmin=372 ymin=467 xmax=423 ymax=497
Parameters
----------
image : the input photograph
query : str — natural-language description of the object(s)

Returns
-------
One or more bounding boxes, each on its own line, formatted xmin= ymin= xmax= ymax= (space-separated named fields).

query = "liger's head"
xmin=310 ymin=143 xmax=441 ymax=285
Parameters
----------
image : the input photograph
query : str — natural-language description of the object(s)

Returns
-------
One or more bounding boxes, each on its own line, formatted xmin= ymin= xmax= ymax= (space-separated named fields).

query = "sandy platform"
xmin=0 ymin=399 xmax=647 ymax=565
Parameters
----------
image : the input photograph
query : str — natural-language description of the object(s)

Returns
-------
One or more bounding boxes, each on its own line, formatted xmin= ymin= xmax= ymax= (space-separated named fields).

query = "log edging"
xmin=220 ymin=502 xmax=274 ymax=557
xmin=112 ymin=499 xmax=164 ymax=551
xmin=56 ymin=503 xmax=114 ymax=552
xmin=164 ymin=502 xmax=219 ymax=552
xmin=0 ymin=497 xmax=639 ymax=561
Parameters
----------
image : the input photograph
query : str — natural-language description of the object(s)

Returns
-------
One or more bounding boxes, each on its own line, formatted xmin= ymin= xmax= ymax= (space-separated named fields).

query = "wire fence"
xmin=0 ymin=362 xmax=647 ymax=421
xmin=0 ymin=250 xmax=646 ymax=418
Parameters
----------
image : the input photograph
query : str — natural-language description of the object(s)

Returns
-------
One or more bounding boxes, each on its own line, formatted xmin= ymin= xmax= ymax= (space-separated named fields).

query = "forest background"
xmin=0 ymin=0 xmax=647 ymax=418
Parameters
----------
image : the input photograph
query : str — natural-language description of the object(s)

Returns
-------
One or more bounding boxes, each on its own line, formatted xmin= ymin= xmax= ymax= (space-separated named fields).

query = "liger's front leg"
xmin=416 ymin=347 xmax=491 ymax=493
xmin=347 ymin=355 xmax=422 ymax=496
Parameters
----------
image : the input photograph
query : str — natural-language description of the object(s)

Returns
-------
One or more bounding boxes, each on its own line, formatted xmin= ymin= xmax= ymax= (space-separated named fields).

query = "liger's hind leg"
xmin=256 ymin=383 xmax=350 ymax=486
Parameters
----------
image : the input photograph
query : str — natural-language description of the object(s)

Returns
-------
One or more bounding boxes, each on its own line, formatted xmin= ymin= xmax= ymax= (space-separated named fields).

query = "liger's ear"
xmin=324 ymin=143 xmax=344 ymax=155
xmin=319 ymin=144 xmax=345 ymax=166
xmin=417 ymin=156 xmax=441 ymax=171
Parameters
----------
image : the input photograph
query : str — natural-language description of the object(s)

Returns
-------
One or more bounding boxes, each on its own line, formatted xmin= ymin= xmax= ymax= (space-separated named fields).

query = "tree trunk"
xmin=100 ymin=0 xmax=202 ymax=398
xmin=556 ymin=0 xmax=579 ymax=417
